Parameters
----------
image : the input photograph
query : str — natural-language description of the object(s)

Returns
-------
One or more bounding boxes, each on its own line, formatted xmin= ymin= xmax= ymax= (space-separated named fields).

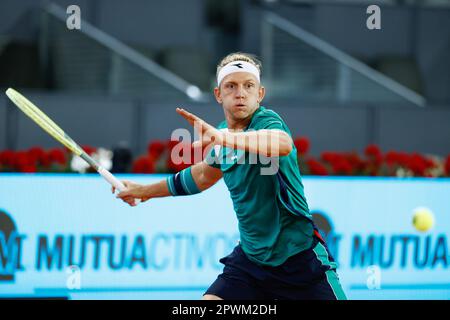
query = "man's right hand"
xmin=112 ymin=180 xmax=151 ymax=206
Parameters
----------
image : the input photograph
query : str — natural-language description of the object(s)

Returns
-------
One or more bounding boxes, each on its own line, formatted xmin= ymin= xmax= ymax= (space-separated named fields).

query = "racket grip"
xmin=98 ymin=167 xmax=141 ymax=205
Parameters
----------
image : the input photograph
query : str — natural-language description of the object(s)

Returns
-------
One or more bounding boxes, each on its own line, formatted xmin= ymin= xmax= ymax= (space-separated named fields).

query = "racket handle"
xmin=98 ymin=167 xmax=141 ymax=205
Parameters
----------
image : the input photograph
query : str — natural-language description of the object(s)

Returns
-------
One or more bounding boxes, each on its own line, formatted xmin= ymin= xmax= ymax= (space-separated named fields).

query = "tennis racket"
xmin=5 ymin=88 xmax=140 ymax=205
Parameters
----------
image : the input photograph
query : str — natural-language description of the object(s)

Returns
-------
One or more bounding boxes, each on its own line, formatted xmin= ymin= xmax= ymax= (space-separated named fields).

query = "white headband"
xmin=217 ymin=60 xmax=260 ymax=86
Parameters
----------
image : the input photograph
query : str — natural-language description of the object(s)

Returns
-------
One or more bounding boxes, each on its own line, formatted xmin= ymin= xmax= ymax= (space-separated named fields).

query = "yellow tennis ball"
xmin=412 ymin=207 xmax=434 ymax=232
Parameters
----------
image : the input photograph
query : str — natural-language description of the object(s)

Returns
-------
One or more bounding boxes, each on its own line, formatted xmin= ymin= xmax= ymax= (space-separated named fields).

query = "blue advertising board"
xmin=0 ymin=174 xmax=449 ymax=299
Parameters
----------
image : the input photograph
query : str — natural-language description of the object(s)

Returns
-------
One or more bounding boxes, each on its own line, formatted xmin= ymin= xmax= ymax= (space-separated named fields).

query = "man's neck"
xmin=225 ymin=107 xmax=259 ymax=131
xmin=226 ymin=118 xmax=250 ymax=131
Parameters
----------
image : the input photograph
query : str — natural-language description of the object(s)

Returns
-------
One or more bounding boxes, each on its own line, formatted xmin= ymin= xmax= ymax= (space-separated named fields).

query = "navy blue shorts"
xmin=204 ymin=236 xmax=347 ymax=300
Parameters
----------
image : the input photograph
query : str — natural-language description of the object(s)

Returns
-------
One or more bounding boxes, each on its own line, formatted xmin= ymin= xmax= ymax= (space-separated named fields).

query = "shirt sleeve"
xmin=261 ymin=120 xmax=286 ymax=131
xmin=255 ymin=114 xmax=290 ymax=134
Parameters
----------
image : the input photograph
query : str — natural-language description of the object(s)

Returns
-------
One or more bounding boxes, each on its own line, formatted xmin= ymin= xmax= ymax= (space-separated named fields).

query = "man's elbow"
xmin=266 ymin=134 xmax=293 ymax=157
xmin=197 ymin=170 xmax=222 ymax=190
xmin=278 ymin=133 xmax=293 ymax=156
xmin=278 ymin=145 xmax=292 ymax=156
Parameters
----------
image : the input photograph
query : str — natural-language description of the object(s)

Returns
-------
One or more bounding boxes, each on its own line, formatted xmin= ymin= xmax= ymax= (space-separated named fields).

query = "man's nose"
xmin=235 ymin=85 xmax=245 ymax=98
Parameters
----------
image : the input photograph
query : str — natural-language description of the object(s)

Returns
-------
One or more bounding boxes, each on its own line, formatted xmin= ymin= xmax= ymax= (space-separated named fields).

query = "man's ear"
xmin=258 ymin=86 xmax=266 ymax=103
xmin=214 ymin=87 xmax=222 ymax=104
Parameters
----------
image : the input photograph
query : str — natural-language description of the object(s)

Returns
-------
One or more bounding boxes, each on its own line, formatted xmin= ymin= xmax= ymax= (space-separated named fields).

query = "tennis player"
xmin=115 ymin=52 xmax=347 ymax=300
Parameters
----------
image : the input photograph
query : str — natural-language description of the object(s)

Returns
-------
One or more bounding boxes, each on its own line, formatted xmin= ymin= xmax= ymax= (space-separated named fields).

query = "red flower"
xmin=445 ymin=155 xmax=450 ymax=176
xmin=365 ymin=144 xmax=382 ymax=158
xmin=167 ymin=160 xmax=190 ymax=172
xmin=407 ymin=153 xmax=430 ymax=176
xmin=364 ymin=145 xmax=382 ymax=167
xmin=48 ymin=148 xmax=67 ymax=165
xmin=321 ymin=152 xmax=340 ymax=164
xmin=294 ymin=137 xmax=310 ymax=155
xmin=147 ymin=140 xmax=166 ymax=159
xmin=82 ymin=145 xmax=96 ymax=156
xmin=40 ymin=153 xmax=51 ymax=167
xmin=20 ymin=164 xmax=37 ymax=173
xmin=132 ymin=156 xmax=155 ymax=173
xmin=306 ymin=159 xmax=328 ymax=176
xmin=369 ymin=167 xmax=379 ymax=176
xmin=424 ymin=157 xmax=435 ymax=169
xmin=167 ymin=142 xmax=193 ymax=172
xmin=345 ymin=153 xmax=365 ymax=171
xmin=0 ymin=150 xmax=15 ymax=167
xmin=384 ymin=151 xmax=398 ymax=167
xmin=13 ymin=151 xmax=33 ymax=169
xmin=167 ymin=139 xmax=180 ymax=152
xmin=28 ymin=147 xmax=50 ymax=167
xmin=331 ymin=158 xmax=353 ymax=175
xmin=396 ymin=152 xmax=410 ymax=167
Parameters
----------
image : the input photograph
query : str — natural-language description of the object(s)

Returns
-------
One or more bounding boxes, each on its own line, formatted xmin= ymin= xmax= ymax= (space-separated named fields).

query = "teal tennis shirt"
xmin=206 ymin=106 xmax=313 ymax=267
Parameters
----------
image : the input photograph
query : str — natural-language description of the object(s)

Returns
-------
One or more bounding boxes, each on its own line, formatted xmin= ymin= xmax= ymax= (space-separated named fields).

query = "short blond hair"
xmin=216 ymin=52 xmax=262 ymax=78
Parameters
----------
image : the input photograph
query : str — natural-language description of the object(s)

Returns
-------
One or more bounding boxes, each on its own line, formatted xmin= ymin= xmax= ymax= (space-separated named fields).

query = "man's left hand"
xmin=176 ymin=108 xmax=224 ymax=149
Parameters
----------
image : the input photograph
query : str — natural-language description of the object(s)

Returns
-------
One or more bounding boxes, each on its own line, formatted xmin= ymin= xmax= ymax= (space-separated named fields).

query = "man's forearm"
xmin=144 ymin=179 xmax=171 ymax=198
xmin=140 ymin=162 xmax=220 ymax=200
xmin=222 ymin=130 xmax=293 ymax=157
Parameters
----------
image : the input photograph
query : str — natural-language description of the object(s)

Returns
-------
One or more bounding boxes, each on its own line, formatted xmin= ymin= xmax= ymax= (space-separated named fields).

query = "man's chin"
xmin=224 ymin=104 xmax=256 ymax=119
xmin=232 ymin=110 xmax=248 ymax=118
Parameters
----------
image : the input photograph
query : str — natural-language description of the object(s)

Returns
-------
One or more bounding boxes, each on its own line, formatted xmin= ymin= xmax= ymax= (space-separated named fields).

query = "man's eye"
xmin=246 ymin=83 xmax=254 ymax=88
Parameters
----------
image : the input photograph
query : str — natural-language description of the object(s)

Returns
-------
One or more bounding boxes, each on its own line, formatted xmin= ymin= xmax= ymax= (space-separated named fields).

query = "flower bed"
xmin=1 ymin=138 xmax=449 ymax=177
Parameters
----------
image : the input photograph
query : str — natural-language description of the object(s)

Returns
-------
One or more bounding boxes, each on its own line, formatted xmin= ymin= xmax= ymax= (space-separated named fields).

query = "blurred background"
xmin=0 ymin=0 xmax=449 ymax=300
